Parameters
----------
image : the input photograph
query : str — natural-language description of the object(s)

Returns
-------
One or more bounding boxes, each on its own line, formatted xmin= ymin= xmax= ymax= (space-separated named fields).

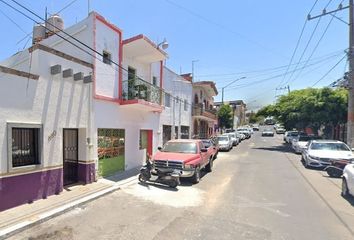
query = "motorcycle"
xmin=138 ymin=158 xmax=181 ymax=188
xmin=325 ymin=159 xmax=352 ymax=178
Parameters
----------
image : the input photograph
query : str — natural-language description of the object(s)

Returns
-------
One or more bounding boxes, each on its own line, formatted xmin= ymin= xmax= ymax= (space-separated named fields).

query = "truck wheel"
xmin=191 ymin=167 xmax=201 ymax=184
xmin=205 ymin=158 xmax=213 ymax=172
xmin=169 ymin=180 xmax=178 ymax=188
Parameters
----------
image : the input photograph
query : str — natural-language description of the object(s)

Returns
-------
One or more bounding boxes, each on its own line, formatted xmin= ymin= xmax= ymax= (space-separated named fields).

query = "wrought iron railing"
xmin=192 ymin=103 xmax=217 ymax=118
xmin=122 ymin=77 xmax=161 ymax=105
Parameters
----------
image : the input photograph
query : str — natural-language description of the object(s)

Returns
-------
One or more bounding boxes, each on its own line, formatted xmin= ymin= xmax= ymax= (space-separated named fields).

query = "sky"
xmin=0 ymin=0 xmax=349 ymax=110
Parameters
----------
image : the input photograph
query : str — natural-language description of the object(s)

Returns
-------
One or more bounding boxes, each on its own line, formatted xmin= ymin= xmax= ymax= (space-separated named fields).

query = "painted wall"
xmin=93 ymin=100 xmax=160 ymax=171
xmin=0 ymin=50 xmax=91 ymax=174
xmin=159 ymin=67 xmax=192 ymax=145
xmin=94 ymin=17 xmax=121 ymax=99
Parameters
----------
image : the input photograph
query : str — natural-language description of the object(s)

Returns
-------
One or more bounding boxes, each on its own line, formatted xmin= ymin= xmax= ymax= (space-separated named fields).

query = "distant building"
xmin=187 ymin=77 xmax=218 ymax=139
xmin=214 ymin=100 xmax=247 ymax=129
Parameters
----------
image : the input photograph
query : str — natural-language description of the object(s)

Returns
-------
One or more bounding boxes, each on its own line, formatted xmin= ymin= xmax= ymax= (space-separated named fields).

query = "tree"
xmin=257 ymin=88 xmax=348 ymax=132
xmin=217 ymin=104 xmax=233 ymax=129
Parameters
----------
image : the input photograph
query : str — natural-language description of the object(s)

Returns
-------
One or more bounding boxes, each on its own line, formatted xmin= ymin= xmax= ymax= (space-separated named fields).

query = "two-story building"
xmin=190 ymin=80 xmax=218 ymax=139
xmin=160 ymin=68 xmax=193 ymax=145
xmin=0 ymin=12 xmax=174 ymax=211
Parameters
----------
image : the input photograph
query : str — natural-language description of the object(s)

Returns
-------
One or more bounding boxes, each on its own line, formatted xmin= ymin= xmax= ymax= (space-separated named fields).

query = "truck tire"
xmin=205 ymin=158 xmax=213 ymax=172
xmin=191 ymin=167 xmax=201 ymax=184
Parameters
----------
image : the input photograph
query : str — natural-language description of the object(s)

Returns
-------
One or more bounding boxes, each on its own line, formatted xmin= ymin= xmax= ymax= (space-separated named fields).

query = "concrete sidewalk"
xmin=0 ymin=167 xmax=140 ymax=239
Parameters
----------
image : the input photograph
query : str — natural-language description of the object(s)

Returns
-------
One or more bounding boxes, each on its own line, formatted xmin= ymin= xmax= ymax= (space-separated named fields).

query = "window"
xmin=165 ymin=93 xmax=171 ymax=107
xmin=140 ymin=130 xmax=148 ymax=150
xmin=97 ymin=129 xmax=125 ymax=176
xmin=8 ymin=123 xmax=42 ymax=169
xmin=184 ymin=100 xmax=188 ymax=111
xmin=152 ymin=76 xmax=157 ymax=86
xmin=103 ymin=51 xmax=112 ymax=65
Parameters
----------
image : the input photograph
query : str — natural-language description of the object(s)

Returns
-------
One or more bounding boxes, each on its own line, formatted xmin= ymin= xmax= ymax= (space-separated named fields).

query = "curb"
xmin=0 ymin=185 xmax=121 ymax=240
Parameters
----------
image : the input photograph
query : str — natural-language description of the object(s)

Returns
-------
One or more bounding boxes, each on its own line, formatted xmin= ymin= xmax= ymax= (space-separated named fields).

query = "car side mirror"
xmin=351 ymin=148 xmax=354 ymax=152
xmin=201 ymin=148 xmax=208 ymax=153
xmin=157 ymin=146 xmax=162 ymax=151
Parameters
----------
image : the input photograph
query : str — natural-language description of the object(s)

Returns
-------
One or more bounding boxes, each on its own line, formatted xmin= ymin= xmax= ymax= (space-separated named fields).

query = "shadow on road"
xmin=252 ymin=143 xmax=295 ymax=154
xmin=137 ymin=182 xmax=179 ymax=192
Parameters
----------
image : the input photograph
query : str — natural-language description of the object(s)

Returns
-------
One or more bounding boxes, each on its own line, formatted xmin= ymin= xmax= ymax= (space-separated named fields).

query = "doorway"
xmin=63 ymin=129 xmax=79 ymax=186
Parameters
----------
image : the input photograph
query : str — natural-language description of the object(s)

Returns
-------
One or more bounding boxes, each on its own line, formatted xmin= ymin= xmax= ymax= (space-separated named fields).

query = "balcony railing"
xmin=122 ymin=78 xmax=162 ymax=105
xmin=192 ymin=103 xmax=217 ymax=120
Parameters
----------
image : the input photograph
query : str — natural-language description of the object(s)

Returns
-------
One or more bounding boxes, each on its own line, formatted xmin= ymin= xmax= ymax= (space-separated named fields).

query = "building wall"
xmin=0 ymin=49 xmax=92 ymax=211
xmin=159 ymin=67 xmax=192 ymax=145
xmin=94 ymin=100 xmax=160 ymax=170
xmin=94 ymin=17 xmax=121 ymax=99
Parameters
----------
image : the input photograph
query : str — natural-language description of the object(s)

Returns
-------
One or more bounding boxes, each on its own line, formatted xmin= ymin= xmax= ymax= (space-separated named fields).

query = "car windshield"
xmin=299 ymin=136 xmax=310 ymax=141
xmin=218 ymin=136 xmax=229 ymax=142
xmin=163 ymin=142 xmax=197 ymax=154
xmin=310 ymin=142 xmax=350 ymax=151
xmin=264 ymin=129 xmax=272 ymax=132
xmin=289 ymin=132 xmax=299 ymax=136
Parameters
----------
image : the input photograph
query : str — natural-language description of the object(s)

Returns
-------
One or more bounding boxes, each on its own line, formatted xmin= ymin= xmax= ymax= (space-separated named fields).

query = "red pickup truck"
xmin=153 ymin=139 xmax=213 ymax=183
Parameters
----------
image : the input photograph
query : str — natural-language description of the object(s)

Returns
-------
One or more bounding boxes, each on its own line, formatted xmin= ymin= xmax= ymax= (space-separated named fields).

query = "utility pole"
xmin=308 ymin=1 xmax=353 ymax=146
xmin=275 ymin=85 xmax=290 ymax=98
xmin=192 ymin=60 xmax=199 ymax=82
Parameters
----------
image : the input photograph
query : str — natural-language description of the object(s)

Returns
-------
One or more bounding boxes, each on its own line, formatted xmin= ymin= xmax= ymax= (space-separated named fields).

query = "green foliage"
xmin=248 ymin=111 xmax=262 ymax=123
xmin=256 ymin=88 xmax=348 ymax=130
xmin=217 ymin=104 xmax=233 ymax=129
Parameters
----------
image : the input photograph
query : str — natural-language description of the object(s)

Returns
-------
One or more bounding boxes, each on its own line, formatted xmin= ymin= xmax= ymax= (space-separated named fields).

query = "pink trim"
xmin=92 ymin=12 xmax=123 ymax=102
xmin=120 ymin=99 xmax=163 ymax=112
xmin=95 ymin=95 xmax=120 ymax=103
xmin=123 ymin=34 xmax=168 ymax=57
xmin=160 ymin=60 xmax=163 ymax=89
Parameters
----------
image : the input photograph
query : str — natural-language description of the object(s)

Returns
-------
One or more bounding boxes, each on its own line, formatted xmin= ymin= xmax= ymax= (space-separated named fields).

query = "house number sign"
xmin=48 ymin=130 xmax=57 ymax=142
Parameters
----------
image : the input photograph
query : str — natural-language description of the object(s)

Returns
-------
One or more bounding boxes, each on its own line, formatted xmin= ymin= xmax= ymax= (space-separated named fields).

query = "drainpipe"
xmin=172 ymin=97 xmax=176 ymax=139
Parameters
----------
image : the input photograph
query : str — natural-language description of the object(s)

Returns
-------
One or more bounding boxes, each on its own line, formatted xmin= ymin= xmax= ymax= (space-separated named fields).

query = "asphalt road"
xmin=9 ymin=129 xmax=354 ymax=240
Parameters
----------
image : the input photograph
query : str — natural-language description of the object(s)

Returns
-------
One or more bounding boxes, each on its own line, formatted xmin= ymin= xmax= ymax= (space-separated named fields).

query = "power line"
xmin=277 ymin=0 xmax=320 ymax=88
xmin=196 ymin=48 xmax=345 ymax=80
xmin=311 ymin=54 xmax=347 ymax=86
xmin=286 ymin=0 xmax=345 ymax=85
xmin=163 ymin=0 xmax=288 ymax=59
xmin=223 ymin=51 xmax=345 ymax=91
xmin=0 ymin=0 xmax=197 ymax=108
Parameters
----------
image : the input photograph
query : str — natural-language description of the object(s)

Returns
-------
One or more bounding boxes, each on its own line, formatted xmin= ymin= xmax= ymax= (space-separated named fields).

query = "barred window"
xmin=8 ymin=124 xmax=42 ymax=168
xmin=184 ymin=100 xmax=188 ymax=111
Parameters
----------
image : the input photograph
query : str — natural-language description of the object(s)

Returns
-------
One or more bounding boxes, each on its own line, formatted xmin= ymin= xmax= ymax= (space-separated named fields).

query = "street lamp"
xmin=157 ymin=38 xmax=169 ymax=50
xmin=221 ymin=76 xmax=246 ymax=104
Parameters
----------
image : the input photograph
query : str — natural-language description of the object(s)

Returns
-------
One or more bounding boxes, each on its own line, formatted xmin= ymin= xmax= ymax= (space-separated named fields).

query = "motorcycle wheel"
xmin=326 ymin=168 xmax=342 ymax=178
xmin=138 ymin=174 xmax=146 ymax=183
xmin=169 ymin=180 xmax=178 ymax=188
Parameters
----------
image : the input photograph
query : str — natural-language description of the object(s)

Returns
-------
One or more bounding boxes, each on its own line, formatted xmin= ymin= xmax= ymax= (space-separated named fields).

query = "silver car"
xmin=217 ymin=135 xmax=233 ymax=151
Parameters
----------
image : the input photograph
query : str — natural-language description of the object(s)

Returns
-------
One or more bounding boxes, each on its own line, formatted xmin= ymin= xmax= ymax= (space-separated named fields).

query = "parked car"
xmin=276 ymin=127 xmax=286 ymax=134
xmin=237 ymin=128 xmax=251 ymax=139
xmin=302 ymin=140 xmax=354 ymax=169
xmin=261 ymin=128 xmax=274 ymax=137
xmin=202 ymin=139 xmax=218 ymax=160
xmin=226 ymin=132 xmax=239 ymax=146
xmin=342 ymin=163 xmax=354 ymax=197
xmin=284 ymin=131 xmax=299 ymax=144
xmin=154 ymin=139 xmax=213 ymax=183
xmin=217 ymin=135 xmax=233 ymax=151
xmin=292 ymin=135 xmax=311 ymax=153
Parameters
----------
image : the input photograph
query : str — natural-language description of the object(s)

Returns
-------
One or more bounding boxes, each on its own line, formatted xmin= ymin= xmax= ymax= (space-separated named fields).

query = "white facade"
xmin=159 ymin=67 xmax=192 ymax=145
xmin=0 ymin=46 xmax=91 ymax=175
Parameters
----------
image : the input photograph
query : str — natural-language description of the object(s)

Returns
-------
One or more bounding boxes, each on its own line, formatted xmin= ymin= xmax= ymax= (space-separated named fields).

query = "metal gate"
xmin=63 ymin=129 xmax=78 ymax=186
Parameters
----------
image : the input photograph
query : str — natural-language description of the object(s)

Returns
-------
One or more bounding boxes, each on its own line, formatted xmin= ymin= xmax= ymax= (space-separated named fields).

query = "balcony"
xmin=192 ymin=103 xmax=217 ymax=121
xmin=120 ymin=78 xmax=164 ymax=112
